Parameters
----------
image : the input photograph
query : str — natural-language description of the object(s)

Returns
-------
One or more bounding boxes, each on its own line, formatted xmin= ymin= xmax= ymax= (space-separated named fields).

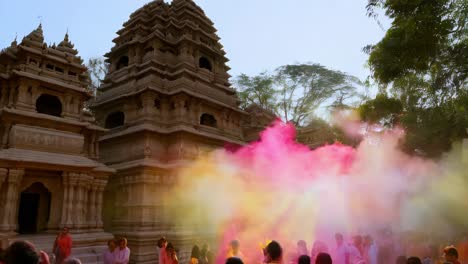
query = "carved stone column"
xmin=95 ymin=180 xmax=107 ymax=229
xmin=0 ymin=169 xmax=24 ymax=232
xmin=88 ymin=185 xmax=98 ymax=228
xmin=0 ymin=169 xmax=8 ymax=231
xmin=65 ymin=173 xmax=79 ymax=227
xmin=74 ymin=179 xmax=85 ymax=229
xmin=60 ymin=172 xmax=70 ymax=228
xmin=1 ymin=122 xmax=12 ymax=148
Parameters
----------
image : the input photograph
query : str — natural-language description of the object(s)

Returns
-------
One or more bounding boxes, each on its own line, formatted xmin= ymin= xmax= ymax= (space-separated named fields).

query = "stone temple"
xmin=0 ymin=0 xmax=274 ymax=263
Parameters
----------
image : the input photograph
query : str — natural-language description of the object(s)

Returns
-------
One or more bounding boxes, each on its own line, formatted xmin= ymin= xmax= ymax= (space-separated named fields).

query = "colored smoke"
xmin=171 ymin=119 xmax=468 ymax=263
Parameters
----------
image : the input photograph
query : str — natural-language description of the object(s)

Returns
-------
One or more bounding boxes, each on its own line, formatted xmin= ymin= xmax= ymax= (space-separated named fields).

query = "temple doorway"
xmin=18 ymin=182 xmax=51 ymax=234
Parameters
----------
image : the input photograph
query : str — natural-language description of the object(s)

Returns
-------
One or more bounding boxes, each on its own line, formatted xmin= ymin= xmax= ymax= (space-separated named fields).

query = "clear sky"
xmin=0 ymin=0 xmax=388 ymax=81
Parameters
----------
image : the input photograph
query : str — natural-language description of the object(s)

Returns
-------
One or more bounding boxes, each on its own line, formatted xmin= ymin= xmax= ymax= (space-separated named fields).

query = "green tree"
xmin=86 ymin=57 xmax=109 ymax=95
xmin=361 ymin=0 xmax=468 ymax=157
xmin=235 ymin=63 xmax=363 ymax=126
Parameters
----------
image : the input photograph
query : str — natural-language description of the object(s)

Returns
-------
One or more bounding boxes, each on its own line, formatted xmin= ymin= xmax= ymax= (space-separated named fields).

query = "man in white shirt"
xmin=334 ymin=233 xmax=350 ymax=264
xmin=114 ymin=237 xmax=131 ymax=264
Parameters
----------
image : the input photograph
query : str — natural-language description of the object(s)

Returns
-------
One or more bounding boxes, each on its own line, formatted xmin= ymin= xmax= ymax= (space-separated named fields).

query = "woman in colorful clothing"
xmin=166 ymin=243 xmax=179 ymax=264
xmin=189 ymin=245 xmax=200 ymax=264
xmin=53 ymin=227 xmax=72 ymax=264
xmin=103 ymin=239 xmax=116 ymax=264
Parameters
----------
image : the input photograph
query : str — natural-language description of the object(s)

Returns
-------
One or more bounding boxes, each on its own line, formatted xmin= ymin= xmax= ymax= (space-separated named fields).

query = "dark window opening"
xmin=36 ymin=94 xmax=62 ymax=117
xmin=30 ymin=59 xmax=38 ymax=65
xmin=55 ymin=67 xmax=64 ymax=73
xmin=105 ymin=111 xmax=125 ymax=129
xmin=46 ymin=64 xmax=54 ymax=70
xmin=154 ymin=99 xmax=161 ymax=109
xmin=116 ymin=56 xmax=129 ymax=70
xmin=199 ymin=57 xmax=212 ymax=71
xmin=144 ymin=46 xmax=154 ymax=54
xmin=68 ymin=71 xmax=77 ymax=76
xmin=200 ymin=113 xmax=217 ymax=128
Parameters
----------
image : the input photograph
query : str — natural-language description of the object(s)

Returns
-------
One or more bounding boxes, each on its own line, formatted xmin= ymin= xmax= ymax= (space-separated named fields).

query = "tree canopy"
xmin=87 ymin=57 xmax=109 ymax=95
xmin=360 ymin=0 xmax=468 ymax=157
xmin=236 ymin=63 xmax=363 ymax=126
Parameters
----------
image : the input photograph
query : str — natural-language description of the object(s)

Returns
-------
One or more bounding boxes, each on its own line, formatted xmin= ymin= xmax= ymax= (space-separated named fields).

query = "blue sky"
xmin=0 ymin=0 xmax=389 ymax=81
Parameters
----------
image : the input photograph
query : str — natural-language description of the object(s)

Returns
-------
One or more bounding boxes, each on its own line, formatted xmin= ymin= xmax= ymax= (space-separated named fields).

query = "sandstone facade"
xmin=0 ymin=24 xmax=114 ymax=262
xmin=0 ymin=0 xmax=274 ymax=263
xmin=90 ymin=1 xmax=272 ymax=263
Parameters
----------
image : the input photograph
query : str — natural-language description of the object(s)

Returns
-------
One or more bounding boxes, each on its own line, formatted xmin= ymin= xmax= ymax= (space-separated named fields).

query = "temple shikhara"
xmin=0 ymin=0 xmax=273 ymax=263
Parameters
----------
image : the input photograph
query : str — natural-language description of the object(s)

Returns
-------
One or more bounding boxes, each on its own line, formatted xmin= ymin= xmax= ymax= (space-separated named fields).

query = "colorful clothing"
xmin=54 ymin=234 xmax=72 ymax=264
xmin=189 ymin=257 xmax=199 ymax=264
xmin=159 ymin=246 xmax=167 ymax=264
xmin=114 ymin=247 xmax=131 ymax=264
xmin=103 ymin=249 xmax=115 ymax=264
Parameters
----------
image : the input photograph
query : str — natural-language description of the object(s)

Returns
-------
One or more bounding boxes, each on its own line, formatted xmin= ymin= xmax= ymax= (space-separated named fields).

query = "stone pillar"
xmin=95 ymin=180 xmax=107 ymax=229
xmin=75 ymin=183 xmax=84 ymax=229
xmin=0 ymin=169 xmax=8 ymax=231
xmin=65 ymin=173 xmax=79 ymax=228
xmin=0 ymin=169 xmax=24 ymax=232
xmin=60 ymin=172 xmax=70 ymax=228
xmin=88 ymin=185 xmax=98 ymax=228
xmin=1 ymin=122 xmax=12 ymax=148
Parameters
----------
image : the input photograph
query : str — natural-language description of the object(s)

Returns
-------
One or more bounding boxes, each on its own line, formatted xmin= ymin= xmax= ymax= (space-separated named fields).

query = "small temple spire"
xmin=11 ymin=34 xmax=18 ymax=47
xmin=57 ymin=30 xmax=78 ymax=55
xmin=21 ymin=23 xmax=45 ymax=48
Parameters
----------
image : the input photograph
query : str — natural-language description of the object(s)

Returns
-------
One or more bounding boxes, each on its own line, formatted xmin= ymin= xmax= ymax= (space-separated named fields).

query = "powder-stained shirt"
xmin=103 ymin=249 xmax=115 ymax=264
xmin=114 ymin=247 xmax=131 ymax=264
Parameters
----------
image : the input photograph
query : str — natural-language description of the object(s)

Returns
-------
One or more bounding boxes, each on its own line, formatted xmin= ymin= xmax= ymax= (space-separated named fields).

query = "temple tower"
xmin=91 ymin=0 xmax=254 ymax=262
xmin=0 ymin=24 xmax=113 ymax=262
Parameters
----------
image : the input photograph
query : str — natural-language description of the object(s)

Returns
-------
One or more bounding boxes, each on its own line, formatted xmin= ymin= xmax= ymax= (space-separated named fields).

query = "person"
xmin=114 ymin=237 xmax=130 ymax=264
xmin=264 ymin=240 xmax=282 ymax=264
xmin=333 ymin=233 xmax=349 ymax=264
xmin=226 ymin=257 xmax=244 ymax=264
xmin=298 ymin=241 xmax=309 ymax=256
xmin=200 ymin=244 xmax=208 ymax=264
xmin=407 ymin=257 xmax=422 ymax=264
xmin=444 ymin=246 xmax=461 ymax=264
xmin=227 ymin=240 xmax=244 ymax=260
xmin=103 ymin=239 xmax=116 ymax=264
xmin=158 ymin=237 xmax=168 ymax=264
xmin=378 ymin=229 xmax=395 ymax=264
xmin=363 ymin=235 xmax=378 ymax=264
xmin=348 ymin=236 xmax=364 ymax=264
xmin=190 ymin=245 xmax=200 ymax=264
xmin=457 ymin=234 xmax=468 ymax=264
xmin=299 ymin=254 xmax=311 ymax=264
xmin=311 ymin=241 xmax=329 ymax=263
xmin=53 ymin=227 xmax=72 ymax=264
xmin=207 ymin=250 xmax=214 ymax=264
xmin=4 ymin=240 xmax=50 ymax=264
xmin=396 ymin=256 xmax=407 ymax=264
xmin=315 ymin=253 xmax=333 ymax=264
xmin=166 ymin=243 xmax=179 ymax=264
xmin=64 ymin=257 xmax=82 ymax=264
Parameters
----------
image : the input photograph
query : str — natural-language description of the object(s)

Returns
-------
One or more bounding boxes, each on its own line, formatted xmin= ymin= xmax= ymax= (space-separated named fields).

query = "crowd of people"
xmin=0 ymin=228 xmax=467 ymax=264
xmin=223 ymin=237 xmax=464 ymax=264
xmin=157 ymin=236 xmax=215 ymax=264
xmin=218 ymin=231 xmax=468 ymax=264
xmin=0 ymin=227 xmax=131 ymax=264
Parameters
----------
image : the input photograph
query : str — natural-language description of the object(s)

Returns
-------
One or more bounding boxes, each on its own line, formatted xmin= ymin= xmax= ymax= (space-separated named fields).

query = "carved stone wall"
xmin=9 ymin=125 xmax=84 ymax=154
